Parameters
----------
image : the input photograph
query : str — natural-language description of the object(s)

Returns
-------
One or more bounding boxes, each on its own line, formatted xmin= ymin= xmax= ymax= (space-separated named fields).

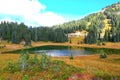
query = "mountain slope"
xmin=53 ymin=2 xmax=120 ymax=44
xmin=53 ymin=2 xmax=120 ymax=32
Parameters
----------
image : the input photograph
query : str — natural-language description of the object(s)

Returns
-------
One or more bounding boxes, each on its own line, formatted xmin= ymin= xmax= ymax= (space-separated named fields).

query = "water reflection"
xmin=35 ymin=49 xmax=96 ymax=57
xmin=9 ymin=45 xmax=120 ymax=57
xmin=33 ymin=46 xmax=120 ymax=56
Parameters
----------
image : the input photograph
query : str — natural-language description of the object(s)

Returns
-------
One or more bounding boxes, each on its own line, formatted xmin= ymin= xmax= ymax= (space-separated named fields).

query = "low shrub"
xmin=102 ymin=42 xmax=106 ymax=45
xmin=23 ymin=75 xmax=29 ymax=80
xmin=4 ymin=52 xmax=83 ymax=79
xmin=33 ymin=53 xmax=39 ymax=64
xmin=97 ymin=40 xmax=101 ymax=46
xmin=40 ymin=53 xmax=51 ymax=70
xmin=100 ymin=53 xmax=107 ymax=58
xmin=69 ymin=53 xmax=74 ymax=60
xmin=18 ymin=50 xmax=30 ymax=71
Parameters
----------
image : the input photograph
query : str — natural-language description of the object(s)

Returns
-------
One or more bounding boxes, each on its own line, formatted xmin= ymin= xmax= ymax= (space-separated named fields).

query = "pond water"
xmin=9 ymin=45 xmax=120 ymax=57
xmin=27 ymin=45 xmax=120 ymax=57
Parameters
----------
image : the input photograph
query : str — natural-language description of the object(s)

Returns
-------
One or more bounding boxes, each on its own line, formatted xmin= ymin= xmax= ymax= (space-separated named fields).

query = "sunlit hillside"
xmin=62 ymin=2 xmax=120 ymax=44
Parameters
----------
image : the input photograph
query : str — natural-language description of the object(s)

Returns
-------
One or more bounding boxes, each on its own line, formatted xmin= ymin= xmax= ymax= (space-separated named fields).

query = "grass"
xmin=0 ymin=53 xmax=83 ymax=80
xmin=69 ymin=36 xmax=84 ymax=44
xmin=0 ymin=53 xmax=120 ymax=79
xmin=0 ymin=41 xmax=120 ymax=79
xmin=54 ymin=54 xmax=120 ymax=76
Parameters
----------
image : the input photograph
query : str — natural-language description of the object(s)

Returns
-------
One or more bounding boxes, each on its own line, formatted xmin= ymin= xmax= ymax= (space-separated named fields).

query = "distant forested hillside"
xmin=53 ymin=2 xmax=120 ymax=44
xmin=0 ymin=2 xmax=120 ymax=45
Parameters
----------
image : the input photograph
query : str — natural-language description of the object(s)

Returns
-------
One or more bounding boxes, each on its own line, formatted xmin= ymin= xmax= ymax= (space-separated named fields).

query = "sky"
xmin=0 ymin=0 xmax=119 ymax=27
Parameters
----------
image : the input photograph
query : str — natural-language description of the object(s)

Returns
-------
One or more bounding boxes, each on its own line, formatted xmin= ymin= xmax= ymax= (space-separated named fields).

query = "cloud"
xmin=0 ymin=0 xmax=65 ymax=27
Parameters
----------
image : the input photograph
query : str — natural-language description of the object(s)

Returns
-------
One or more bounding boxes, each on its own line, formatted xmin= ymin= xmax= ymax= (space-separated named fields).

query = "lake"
xmin=22 ymin=45 xmax=120 ymax=57
xmin=8 ymin=45 xmax=120 ymax=56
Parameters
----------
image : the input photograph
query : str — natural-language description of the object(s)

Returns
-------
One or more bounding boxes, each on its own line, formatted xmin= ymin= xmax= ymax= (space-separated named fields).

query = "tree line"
xmin=104 ymin=15 xmax=120 ymax=42
xmin=0 ymin=21 xmax=68 ymax=45
xmin=84 ymin=14 xmax=120 ymax=44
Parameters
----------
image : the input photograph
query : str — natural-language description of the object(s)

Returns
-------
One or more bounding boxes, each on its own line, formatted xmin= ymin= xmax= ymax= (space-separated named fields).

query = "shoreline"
xmin=1 ymin=42 xmax=120 ymax=53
